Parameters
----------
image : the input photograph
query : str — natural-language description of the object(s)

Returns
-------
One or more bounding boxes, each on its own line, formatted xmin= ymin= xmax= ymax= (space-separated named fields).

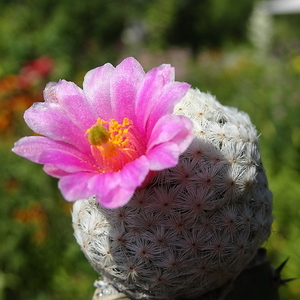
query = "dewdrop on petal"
xmin=72 ymin=88 xmax=273 ymax=300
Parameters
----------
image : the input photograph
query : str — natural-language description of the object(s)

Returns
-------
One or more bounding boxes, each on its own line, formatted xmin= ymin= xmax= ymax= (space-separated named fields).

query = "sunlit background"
xmin=1 ymin=0 xmax=300 ymax=299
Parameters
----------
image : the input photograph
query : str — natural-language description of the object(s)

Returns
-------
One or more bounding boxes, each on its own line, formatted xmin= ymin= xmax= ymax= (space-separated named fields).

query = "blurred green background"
xmin=1 ymin=0 xmax=300 ymax=299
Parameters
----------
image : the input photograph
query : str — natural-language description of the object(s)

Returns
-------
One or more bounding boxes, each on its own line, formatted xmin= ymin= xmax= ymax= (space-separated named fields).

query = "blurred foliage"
xmin=0 ymin=0 xmax=255 ymax=78
xmin=165 ymin=0 xmax=255 ymax=54
xmin=272 ymin=14 xmax=300 ymax=57
xmin=0 ymin=0 xmax=136 ymax=78
xmin=0 ymin=141 xmax=97 ymax=300
xmin=1 ymin=1 xmax=300 ymax=300
xmin=0 ymin=57 xmax=98 ymax=300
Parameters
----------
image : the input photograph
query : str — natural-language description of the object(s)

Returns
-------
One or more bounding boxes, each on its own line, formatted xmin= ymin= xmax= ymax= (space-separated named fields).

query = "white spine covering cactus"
xmin=72 ymin=88 xmax=273 ymax=300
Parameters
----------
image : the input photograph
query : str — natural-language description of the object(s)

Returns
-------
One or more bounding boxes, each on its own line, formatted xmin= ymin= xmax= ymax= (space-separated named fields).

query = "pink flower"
xmin=12 ymin=57 xmax=193 ymax=208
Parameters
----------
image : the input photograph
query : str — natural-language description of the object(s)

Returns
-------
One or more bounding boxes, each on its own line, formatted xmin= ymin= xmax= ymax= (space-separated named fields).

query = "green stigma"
xmin=87 ymin=124 xmax=110 ymax=146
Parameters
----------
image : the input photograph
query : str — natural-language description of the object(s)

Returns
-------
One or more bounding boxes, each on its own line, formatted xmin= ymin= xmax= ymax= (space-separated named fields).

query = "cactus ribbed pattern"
xmin=72 ymin=88 xmax=273 ymax=300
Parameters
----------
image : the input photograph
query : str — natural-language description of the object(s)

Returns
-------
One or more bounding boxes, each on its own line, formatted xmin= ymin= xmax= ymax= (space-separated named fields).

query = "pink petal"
xmin=12 ymin=136 xmax=55 ymax=162
xmin=110 ymin=57 xmax=145 ymax=123
xmin=98 ymin=185 xmax=135 ymax=209
xmin=90 ymin=156 xmax=150 ymax=208
xmin=146 ymin=82 xmax=190 ymax=135
xmin=83 ymin=63 xmax=115 ymax=120
xmin=24 ymin=103 xmax=90 ymax=152
xmin=148 ymin=114 xmax=194 ymax=151
xmin=146 ymin=142 xmax=181 ymax=170
xmin=12 ymin=136 xmax=87 ymax=163
xmin=58 ymin=172 xmax=97 ymax=201
xmin=43 ymin=164 xmax=70 ymax=178
xmin=63 ymin=156 xmax=149 ymax=208
xmin=146 ymin=115 xmax=194 ymax=170
xmin=43 ymin=82 xmax=59 ymax=103
xmin=39 ymin=148 xmax=97 ymax=173
xmin=88 ymin=172 xmax=121 ymax=197
xmin=56 ymin=80 xmax=97 ymax=131
xmin=135 ymin=64 xmax=175 ymax=133
xmin=119 ymin=155 xmax=150 ymax=188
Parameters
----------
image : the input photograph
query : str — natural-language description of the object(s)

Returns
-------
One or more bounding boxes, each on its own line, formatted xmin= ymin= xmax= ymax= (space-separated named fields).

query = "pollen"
xmin=86 ymin=118 xmax=143 ymax=172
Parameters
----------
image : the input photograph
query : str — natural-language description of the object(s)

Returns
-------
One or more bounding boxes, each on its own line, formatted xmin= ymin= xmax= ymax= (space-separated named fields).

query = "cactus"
xmin=92 ymin=248 xmax=291 ymax=300
xmin=72 ymin=88 xmax=273 ymax=300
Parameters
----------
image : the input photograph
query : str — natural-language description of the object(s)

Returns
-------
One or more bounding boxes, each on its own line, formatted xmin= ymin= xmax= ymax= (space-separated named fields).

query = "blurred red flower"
xmin=0 ymin=56 xmax=54 ymax=134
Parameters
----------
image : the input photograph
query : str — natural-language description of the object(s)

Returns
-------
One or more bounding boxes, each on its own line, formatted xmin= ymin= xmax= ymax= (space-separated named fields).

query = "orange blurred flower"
xmin=13 ymin=202 xmax=48 ymax=245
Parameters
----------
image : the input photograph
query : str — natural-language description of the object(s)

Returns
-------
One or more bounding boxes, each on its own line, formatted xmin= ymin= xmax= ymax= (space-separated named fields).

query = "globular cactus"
xmin=72 ymin=88 xmax=273 ymax=300
xmin=91 ymin=248 xmax=289 ymax=300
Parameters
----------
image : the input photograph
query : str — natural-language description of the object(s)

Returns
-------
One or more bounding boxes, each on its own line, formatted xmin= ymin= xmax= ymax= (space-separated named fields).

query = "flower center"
xmin=86 ymin=118 xmax=143 ymax=172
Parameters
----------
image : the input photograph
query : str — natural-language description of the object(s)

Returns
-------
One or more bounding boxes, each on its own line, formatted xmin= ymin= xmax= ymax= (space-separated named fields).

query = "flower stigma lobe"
xmin=87 ymin=123 xmax=110 ymax=145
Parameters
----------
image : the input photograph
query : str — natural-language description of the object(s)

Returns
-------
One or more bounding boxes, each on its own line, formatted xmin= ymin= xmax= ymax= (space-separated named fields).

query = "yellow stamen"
xmin=86 ymin=118 xmax=142 ymax=172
